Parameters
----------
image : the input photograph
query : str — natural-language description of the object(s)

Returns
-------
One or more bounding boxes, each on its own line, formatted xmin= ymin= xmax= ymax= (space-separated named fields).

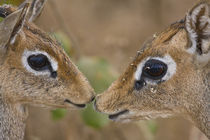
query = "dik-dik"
xmin=95 ymin=0 xmax=210 ymax=138
xmin=0 ymin=1 xmax=94 ymax=139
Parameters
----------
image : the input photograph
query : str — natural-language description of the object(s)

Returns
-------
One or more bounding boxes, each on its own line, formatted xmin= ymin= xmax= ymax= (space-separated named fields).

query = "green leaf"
xmin=147 ymin=120 xmax=158 ymax=135
xmin=51 ymin=109 xmax=67 ymax=121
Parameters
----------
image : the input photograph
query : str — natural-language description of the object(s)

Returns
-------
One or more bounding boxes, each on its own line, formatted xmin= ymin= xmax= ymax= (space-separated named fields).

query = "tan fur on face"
xmin=95 ymin=22 xmax=192 ymax=114
xmin=0 ymin=22 xmax=94 ymax=107
xmin=0 ymin=2 xmax=95 ymax=140
xmin=95 ymin=2 xmax=210 ymax=138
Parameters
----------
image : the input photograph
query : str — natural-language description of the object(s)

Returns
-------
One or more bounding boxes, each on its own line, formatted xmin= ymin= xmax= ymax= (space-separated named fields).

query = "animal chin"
xmin=123 ymin=111 xmax=173 ymax=121
xmin=109 ymin=111 xmax=173 ymax=122
xmin=108 ymin=110 xmax=129 ymax=120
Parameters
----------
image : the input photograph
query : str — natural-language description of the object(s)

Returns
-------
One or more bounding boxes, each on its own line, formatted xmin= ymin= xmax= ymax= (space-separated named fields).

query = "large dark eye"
xmin=142 ymin=59 xmax=167 ymax=80
xmin=27 ymin=54 xmax=50 ymax=71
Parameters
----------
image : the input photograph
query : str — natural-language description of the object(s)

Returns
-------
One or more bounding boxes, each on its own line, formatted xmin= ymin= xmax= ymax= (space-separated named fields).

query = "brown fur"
xmin=0 ymin=2 xmax=94 ymax=140
xmin=95 ymin=1 xmax=210 ymax=139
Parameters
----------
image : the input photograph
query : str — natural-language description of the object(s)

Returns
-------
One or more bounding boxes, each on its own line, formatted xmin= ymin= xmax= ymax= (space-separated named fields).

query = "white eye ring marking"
xmin=135 ymin=57 xmax=149 ymax=81
xmin=134 ymin=55 xmax=176 ymax=85
xmin=22 ymin=50 xmax=58 ymax=76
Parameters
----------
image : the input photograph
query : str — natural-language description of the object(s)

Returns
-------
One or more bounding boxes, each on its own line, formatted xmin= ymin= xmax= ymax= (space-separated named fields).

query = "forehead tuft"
xmin=133 ymin=21 xmax=186 ymax=62
xmin=21 ymin=23 xmax=66 ymax=59
xmin=120 ymin=21 xmax=186 ymax=83
xmin=152 ymin=21 xmax=185 ymax=46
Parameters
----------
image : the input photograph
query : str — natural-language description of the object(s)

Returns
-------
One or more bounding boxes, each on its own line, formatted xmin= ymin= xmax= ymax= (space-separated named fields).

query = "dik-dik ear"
xmin=185 ymin=1 xmax=210 ymax=64
xmin=19 ymin=0 xmax=47 ymax=22
xmin=0 ymin=4 xmax=29 ymax=54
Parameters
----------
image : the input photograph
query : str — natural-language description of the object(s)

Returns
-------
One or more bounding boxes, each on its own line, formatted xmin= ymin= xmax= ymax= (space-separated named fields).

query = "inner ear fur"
xmin=19 ymin=0 xmax=47 ymax=22
xmin=0 ymin=0 xmax=47 ymax=22
xmin=0 ymin=3 xmax=29 ymax=54
xmin=185 ymin=0 xmax=210 ymax=56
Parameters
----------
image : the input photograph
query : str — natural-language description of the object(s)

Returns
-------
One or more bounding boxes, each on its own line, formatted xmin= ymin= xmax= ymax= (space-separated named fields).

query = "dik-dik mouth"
xmin=64 ymin=99 xmax=86 ymax=108
xmin=108 ymin=110 xmax=129 ymax=120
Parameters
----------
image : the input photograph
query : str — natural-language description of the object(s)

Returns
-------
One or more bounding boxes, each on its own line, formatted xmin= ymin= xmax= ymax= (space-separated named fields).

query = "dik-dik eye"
xmin=142 ymin=59 xmax=167 ymax=80
xmin=22 ymin=50 xmax=58 ymax=78
xmin=135 ymin=55 xmax=176 ymax=88
xmin=28 ymin=54 xmax=50 ymax=71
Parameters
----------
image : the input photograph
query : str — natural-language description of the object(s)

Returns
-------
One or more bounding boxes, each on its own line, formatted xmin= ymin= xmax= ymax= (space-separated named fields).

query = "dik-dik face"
xmin=95 ymin=1 xmax=210 ymax=121
xmin=0 ymin=3 xmax=94 ymax=108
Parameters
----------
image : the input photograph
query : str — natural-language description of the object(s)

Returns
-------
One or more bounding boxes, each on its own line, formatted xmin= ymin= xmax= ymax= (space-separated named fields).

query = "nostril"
xmin=50 ymin=71 xmax=57 ymax=78
xmin=134 ymin=79 xmax=146 ymax=90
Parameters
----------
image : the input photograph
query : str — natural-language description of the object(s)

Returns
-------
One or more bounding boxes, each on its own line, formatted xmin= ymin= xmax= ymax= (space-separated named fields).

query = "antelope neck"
xmin=0 ymin=97 xmax=28 ymax=140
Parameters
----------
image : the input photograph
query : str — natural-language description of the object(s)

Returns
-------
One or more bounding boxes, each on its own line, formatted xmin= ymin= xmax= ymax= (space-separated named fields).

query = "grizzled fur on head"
xmin=0 ymin=1 xmax=94 ymax=139
xmin=0 ymin=3 xmax=94 ymax=109
xmin=95 ymin=0 xmax=210 ymax=139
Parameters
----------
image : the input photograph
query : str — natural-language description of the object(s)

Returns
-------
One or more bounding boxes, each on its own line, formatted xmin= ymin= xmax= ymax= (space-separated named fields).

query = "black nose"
xmin=93 ymin=100 xmax=99 ymax=112
xmin=90 ymin=96 xmax=95 ymax=102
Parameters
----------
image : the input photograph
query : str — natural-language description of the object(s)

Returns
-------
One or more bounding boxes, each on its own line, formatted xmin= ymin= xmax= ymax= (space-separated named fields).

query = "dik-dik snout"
xmin=95 ymin=2 xmax=210 ymax=138
xmin=0 ymin=4 xmax=95 ymax=109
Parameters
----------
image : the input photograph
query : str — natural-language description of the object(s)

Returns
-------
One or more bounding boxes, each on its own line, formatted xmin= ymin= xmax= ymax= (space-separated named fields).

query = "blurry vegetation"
xmin=78 ymin=57 xmax=118 ymax=128
xmin=77 ymin=57 xmax=118 ymax=94
xmin=137 ymin=121 xmax=158 ymax=140
xmin=0 ymin=0 xmax=23 ymax=5
xmin=0 ymin=0 xmax=22 ymax=22
xmin=0 ymin=0 xmax=23 ymax=22
xmin=51 ymin=109 xmax=67 ymax=121
xmin=147 ymin=120 xmax=158 ymax=134
xmin=52 ymin=32 xmax=73 ymax=56
xmin=0 ymin=17 xmax=3 ymax=22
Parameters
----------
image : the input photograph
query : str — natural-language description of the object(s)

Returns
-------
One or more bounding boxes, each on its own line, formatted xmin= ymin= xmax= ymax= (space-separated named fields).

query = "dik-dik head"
xmin=0 ymin=1 xmax=94 ymax=109
xmin=95 ymin=1 xmax=210 ymax=122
